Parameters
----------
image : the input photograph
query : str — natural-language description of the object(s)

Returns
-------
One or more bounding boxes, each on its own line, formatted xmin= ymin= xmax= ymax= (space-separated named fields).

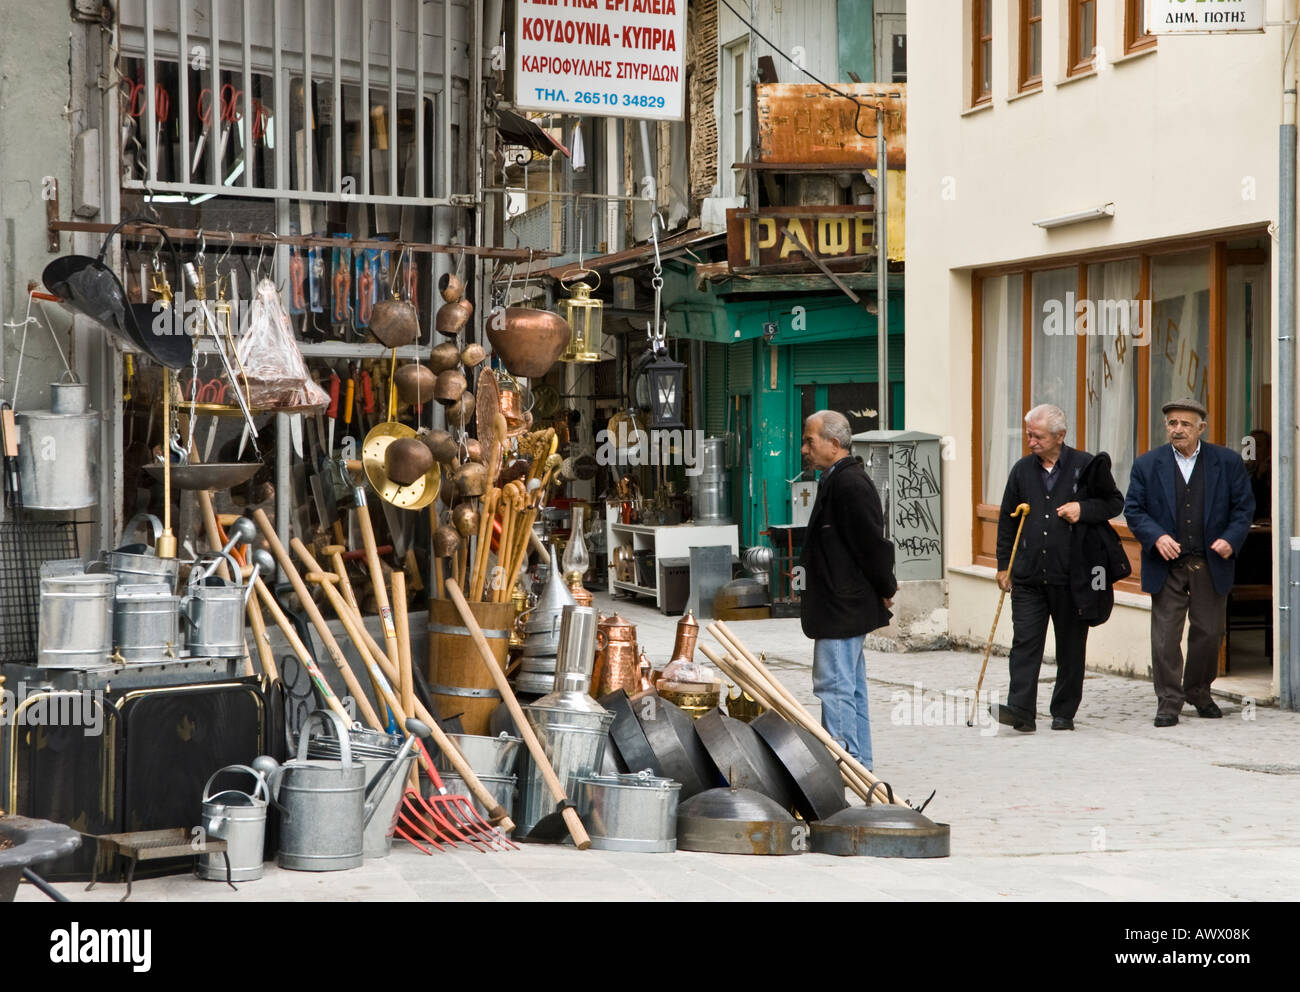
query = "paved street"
xmin=17 ymin=591 xmax=1298 ymax=903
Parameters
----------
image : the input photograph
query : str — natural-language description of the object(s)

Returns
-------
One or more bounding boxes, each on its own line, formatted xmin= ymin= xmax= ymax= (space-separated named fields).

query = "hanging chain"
xmin=648 ymin=210 xmax=666 ymax=353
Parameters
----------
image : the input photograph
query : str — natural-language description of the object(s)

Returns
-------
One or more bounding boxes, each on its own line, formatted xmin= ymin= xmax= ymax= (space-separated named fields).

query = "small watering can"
xmin=197 ymin=764 xmax=271 ymax=882
xmin=181 ymin=551 xmax=247 ymax=659
xmin=259 ymin=710 xmax=429 ymax=871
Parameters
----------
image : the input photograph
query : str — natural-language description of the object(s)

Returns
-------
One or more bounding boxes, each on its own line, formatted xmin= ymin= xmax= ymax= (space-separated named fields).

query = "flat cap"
xmin=1161 ymin=396 xmax=1208 ymax=419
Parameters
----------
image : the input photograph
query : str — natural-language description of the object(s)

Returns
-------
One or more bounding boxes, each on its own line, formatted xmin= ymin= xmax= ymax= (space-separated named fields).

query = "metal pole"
xmin=1279 ymin=3 xmax=1299 ymax=709
xmin=876 ymin=106 xmax=889 ymax=431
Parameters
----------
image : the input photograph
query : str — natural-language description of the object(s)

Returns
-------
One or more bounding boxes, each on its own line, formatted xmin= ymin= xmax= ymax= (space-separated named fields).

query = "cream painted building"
xmin=906 ymin=0 xmax=1288 ymax=701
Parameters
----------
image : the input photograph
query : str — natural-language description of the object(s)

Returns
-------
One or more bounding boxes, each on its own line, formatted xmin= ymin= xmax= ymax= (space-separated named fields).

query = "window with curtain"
xmin=1031 ymin=267 xmax=1078 ymax=445
xmin=1019 ymin=0 xmax=1042 ymax=91
xmin=982 ymin=274 xmax=1024 ymax=502
xmin=1125 ymin=0 xmax=1157 ymax=54
xmin=1149 ymin=250 xmax=1211 ymax=444
xmin=1085 ymin=259 xmax=1140 ymax=501
xmin=973 ymin=0 xmax=993 ymax=105
xmin=1225 ymin=263 xmax=1271 ymax=455
xmin=1069 ymin=0 xmax=1097 ymax=75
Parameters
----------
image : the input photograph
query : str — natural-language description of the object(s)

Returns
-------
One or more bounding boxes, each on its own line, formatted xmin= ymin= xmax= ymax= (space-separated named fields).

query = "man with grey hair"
xmin=799 ymin=410 xmax=898 ymax=769
xmin=992 ymin=404 xmax=1123 ymax=732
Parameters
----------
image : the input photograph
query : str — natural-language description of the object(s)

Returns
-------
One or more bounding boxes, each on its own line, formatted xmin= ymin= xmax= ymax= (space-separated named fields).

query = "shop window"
xmin=1030 ymin=267 xmax=1078 ymax=445
xmin=980 ymin=274 xmax=1024 ymax=503
xmin=1018 ymin=0 xmax=1042 ymax=92
xmin=1125 ymin=0 xmax=1157 ymax=54
xmin=1225 ymin=260 xmax=1272 ymax=456
xmin=1084 ymin=259 xmax=1140 ymax=498
xmin=1148 ymin=250 xmax=1211 ymax=445
xmin=1068 ymin=0 xmax=1097 ymax=76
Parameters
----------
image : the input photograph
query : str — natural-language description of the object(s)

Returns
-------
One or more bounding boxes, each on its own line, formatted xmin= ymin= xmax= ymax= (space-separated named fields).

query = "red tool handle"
xmin=327 ymin=372 xmax=341 ymax=419
xmin=361 ymin=371 xmax=375 ymax=415
xmin=343 ymin=377 xmax=355 ymax=430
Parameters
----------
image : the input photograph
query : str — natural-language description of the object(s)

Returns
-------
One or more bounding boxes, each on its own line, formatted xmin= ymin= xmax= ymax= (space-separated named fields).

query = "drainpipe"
xmin=1279 ymin=0 xmax=1298 ymax=709
xmin=876 ymin=106 xmax=889 ymax=432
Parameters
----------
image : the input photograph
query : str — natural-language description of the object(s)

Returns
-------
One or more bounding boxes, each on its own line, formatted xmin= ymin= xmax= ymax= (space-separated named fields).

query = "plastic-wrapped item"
xmin=237 ymin=278 xmax=330 ymax=411
xmin=657 ymin=657 xmax=719 ymax=692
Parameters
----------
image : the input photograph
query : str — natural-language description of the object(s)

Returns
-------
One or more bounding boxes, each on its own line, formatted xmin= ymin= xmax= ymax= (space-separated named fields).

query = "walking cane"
xmin=968 ymin=503 xmax=1031 ymax=727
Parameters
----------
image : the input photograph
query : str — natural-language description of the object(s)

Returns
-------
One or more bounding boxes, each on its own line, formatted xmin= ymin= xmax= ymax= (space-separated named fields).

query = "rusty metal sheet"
xmin=756 ymin=83 xmax=906 ymax=170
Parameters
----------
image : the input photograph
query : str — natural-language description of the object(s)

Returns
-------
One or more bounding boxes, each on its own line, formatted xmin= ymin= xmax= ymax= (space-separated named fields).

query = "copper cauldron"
xmin=486 ymin=307 xmax=570 ymax=379
xmin=592 ymin=612 xmax=639 ymax=698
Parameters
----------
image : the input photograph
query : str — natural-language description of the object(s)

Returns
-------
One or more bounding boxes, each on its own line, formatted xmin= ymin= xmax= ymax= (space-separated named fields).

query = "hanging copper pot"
xmin=438 ymin=272 xmax=464 ymax=304
xmin=429 ymin=341 xmax=461 ymax=373
xmin=445 ymin=390 xmax=475 ymax=426
xmin=419 ymin=428 xmax=458 ymax=464
xmin=464 ymin=438 xmax=484 ymax=464
xmin=394 ymin=364 xmax=436 ymax=406
xmin=385 ymin=437 xmax=435 ymax=487
xmin=436 ymin=298 xmax=474 ymax=337
xmin=433 ymin=524 xmax=460 ymax=558
xmin=455 ymin=461 xmax=489 ymax=498
xmin=434 ymin=369 xmax=467 ymax=405
xmin=486 ymin=306 xmax=570 ymax=378
xmin=370 ymin=295 xmax=420 ymax=348
xmin=498 ymin=384 xmax=527 ymax=437
xmin=451 ymin=501 xmax=479 ymax=538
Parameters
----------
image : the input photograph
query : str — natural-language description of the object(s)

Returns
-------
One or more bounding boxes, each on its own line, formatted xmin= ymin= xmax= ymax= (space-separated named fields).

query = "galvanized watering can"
xmin=260 ymin=710 xmax=428 ymax=871
xmin=100 ymin=513 xmax=180 ymax=590
xmin=197 ymin=764 xmax=270 ymax=882
xmin=181 ymin=552 xmax=251 ymax=659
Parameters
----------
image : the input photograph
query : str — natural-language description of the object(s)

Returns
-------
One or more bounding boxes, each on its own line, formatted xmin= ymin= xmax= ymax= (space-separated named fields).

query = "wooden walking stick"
xmin=968 ymin=502 xmax=1031 ymax=727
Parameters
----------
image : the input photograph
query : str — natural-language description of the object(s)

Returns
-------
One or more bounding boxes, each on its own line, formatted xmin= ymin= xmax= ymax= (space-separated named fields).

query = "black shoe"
xmin=991 ymin=703 xmax=1036 ymax=733
xmin=1195 ymin=701 xmax=1223 ymax=719
xmin=1154 ymin=713 xmax=1179 ymax=728
xmin=1051 ymin=717 xmax=1074 ymax=731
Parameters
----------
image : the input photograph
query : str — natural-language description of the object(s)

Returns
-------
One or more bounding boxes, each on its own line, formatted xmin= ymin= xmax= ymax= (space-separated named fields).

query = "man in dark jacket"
xmin=799 ymin=410 xmax=897 ymax=769
xmin=1124 ymin=397 xmax=1254 ymax=727
xmin=993 ymin=404 xmax=1123 ymax=732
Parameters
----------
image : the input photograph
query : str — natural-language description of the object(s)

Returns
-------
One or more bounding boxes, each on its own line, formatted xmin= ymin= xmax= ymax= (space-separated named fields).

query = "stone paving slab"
xmin=16 ymin=592 xmax=1298 ymax=902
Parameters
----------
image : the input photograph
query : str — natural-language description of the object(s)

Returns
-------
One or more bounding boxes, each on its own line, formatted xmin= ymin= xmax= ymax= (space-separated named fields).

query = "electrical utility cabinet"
xmin=851 ymin=430 xmax=944 ymax=582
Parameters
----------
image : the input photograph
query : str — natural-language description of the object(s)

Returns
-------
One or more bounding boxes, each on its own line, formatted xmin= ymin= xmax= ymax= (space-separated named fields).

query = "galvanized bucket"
xmin=271 ymin=710 xmax=368 ymax=872
xmin=432 ymin=733 xmax=523 ymax=778
xmin=112 ymin=582 xmax=180 ymax=664
xmin=429 ymin=770 xmax=516 ymax=826
xmin=37 ymin=567 xmax=117 ymax=669
xmin=516 ymin=705 xmax=614 ymax=835
xmin=690 ymin=437 xmax=732 ymax=523
xmin=16 ymin=376 xmax=100 ymax=511
xmin=574 ymin=771 xmax=680 ymax=853
xmin=197 ymin=765 xmax=269 ymax=881
xmin=102 ymin=514 xmax=180 ymax=590
xmin=182 ymin=566 xmax=248 ymax=659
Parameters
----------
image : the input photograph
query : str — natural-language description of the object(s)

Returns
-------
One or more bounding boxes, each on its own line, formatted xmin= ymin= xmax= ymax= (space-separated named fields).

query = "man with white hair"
xmin=991 ymin=404 xmax=1124 ymax=732
xmin=799 ymin=410 xmax=898 ymax=769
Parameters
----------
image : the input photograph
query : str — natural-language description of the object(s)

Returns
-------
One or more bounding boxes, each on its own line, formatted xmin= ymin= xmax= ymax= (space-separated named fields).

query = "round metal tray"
xmin=695 ymin=709 xmax=796 ymax=812
xmin=361 ymin=422 xmax=441 ymax=510
xmin=751 ymin=711 xmax=849 ymax=822
xmin=143 ymin=462 xmax=261 ymax=491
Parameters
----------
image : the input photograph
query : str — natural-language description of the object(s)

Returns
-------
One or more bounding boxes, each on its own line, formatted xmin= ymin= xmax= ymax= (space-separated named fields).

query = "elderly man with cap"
xmin=1124 ymin=397 xmax=1255 ymax=727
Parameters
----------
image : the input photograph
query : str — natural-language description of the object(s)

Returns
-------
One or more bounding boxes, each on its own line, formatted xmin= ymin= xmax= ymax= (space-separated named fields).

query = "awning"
xmin=496 ymin=109 xmax=570 ymax=158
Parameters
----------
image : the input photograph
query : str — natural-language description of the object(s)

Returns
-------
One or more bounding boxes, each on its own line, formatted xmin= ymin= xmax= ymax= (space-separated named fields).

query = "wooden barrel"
xmin=427 ymin=597 xmax=516 ymax=735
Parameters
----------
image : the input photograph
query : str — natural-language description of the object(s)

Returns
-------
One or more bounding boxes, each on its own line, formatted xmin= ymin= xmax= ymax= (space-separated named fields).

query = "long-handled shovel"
xmin=968 ymin=502 xmax=1031 ymax=727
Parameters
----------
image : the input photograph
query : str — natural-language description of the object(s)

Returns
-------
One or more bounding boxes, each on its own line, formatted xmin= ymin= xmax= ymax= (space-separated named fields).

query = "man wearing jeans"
xmin=798 ymin=411 xmax=897 ymax=769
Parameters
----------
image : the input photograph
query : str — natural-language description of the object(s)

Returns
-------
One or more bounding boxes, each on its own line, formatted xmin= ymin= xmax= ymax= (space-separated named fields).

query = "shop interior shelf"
xmin=612 ymin=580 xmax=657 ymax=596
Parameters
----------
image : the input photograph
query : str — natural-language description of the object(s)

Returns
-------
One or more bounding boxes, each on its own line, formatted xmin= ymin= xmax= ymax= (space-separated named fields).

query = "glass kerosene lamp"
xmin=563 ymin=505 xmax=592 ymax=607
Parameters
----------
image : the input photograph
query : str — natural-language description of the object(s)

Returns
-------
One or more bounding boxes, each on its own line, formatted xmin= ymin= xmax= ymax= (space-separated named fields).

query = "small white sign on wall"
xmin=1147 ymin=0 xmax=1266 ymax=34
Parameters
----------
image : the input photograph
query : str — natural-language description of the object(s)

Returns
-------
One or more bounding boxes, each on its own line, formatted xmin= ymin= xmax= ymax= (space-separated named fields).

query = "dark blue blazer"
xmin=1123 ymin=442 xmax=1255 ymax=596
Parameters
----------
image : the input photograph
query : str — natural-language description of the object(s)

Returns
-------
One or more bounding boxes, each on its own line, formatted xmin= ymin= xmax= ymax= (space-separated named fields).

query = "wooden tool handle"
xmin=392 ymin=570 xmax=420 ymax=792
xmin=446 ymin=579 xmax=590 ymax=849
xmin=252 ymin=509 xmax=383 ymax=729
xmin=252 ymin=577 xmax=350 ymax=725
xmin=245 ymin=595 xmax=279 ymax=682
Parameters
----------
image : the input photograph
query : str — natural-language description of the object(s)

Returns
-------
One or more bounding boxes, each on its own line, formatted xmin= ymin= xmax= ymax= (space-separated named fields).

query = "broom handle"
xmin=446 ymin=578 xmax=591 ymax=849
xmin=970 ymin=502 xmax=1032 ymax=723
xmin=251 ymin=577 xmax=351 ymax=725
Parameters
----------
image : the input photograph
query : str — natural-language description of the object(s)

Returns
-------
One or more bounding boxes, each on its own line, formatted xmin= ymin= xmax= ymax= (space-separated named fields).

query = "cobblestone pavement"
xmin=19 ymin=592 xmax=1298 ymax=902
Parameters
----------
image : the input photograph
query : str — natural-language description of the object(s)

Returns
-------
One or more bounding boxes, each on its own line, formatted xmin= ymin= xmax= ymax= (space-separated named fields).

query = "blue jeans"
xmin=812 ymin=635 xmax=871 ymax=769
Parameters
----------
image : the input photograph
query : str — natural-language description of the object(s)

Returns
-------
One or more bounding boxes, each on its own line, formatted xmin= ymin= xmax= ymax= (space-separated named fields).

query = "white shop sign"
xmin=513 ymin=0 xmax=688 ymax=121
xmin=1147 ymin=0 xmax=1266 ymax=34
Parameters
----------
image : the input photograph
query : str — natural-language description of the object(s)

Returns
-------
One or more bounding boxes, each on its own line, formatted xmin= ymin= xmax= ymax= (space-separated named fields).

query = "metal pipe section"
xmin=638 ymin=119 xmax=656 ymax=202
xmin=876 ymin=107 xmax=889 ymax=431
xmin=1279 ymin=3 xmax=1299 ymax=710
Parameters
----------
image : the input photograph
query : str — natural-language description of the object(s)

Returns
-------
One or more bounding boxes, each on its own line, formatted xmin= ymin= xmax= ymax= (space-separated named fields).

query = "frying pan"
xmin=42 ymin=217 xmax=193 ymax=369
xmin=694 ymin=709 xmax=796 ymax=812
xmin=629 ymin=691 xmax=723 ymax=801
xmin=598 ymin=688 xmax=658 ymax=775
xmin=751 ymin=711 xmax=849 ymax=822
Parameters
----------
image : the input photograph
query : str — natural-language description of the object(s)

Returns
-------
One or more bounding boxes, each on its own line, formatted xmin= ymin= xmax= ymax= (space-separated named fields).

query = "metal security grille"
xmin=0 ymin=522 xmax=81 ymax=664
xmin=116 ymin=0 xmax=460 ymax=206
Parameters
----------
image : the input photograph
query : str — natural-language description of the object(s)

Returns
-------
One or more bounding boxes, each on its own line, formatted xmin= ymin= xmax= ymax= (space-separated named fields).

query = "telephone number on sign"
xmin=572 ymin=92 xmax=666 ymax=109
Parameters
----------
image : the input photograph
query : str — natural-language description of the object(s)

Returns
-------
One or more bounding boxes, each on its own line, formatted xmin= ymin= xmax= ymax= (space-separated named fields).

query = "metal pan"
xmin=695 ymin=709 xmax=795 ymax=812
xmin=630 ymin=691 xmax=723 ymax=800
xmin=598 ymin=688 xmax=657 ymax=776
xmin=751 ymin=711 xmax=849 ymax=822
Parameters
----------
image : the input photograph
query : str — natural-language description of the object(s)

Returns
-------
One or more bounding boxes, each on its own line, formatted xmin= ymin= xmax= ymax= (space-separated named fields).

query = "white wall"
xmin=906 ymin=0 xmax=1285 ymax=680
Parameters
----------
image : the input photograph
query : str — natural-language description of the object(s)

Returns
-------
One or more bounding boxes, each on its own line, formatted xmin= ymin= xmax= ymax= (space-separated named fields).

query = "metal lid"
xmin=577 ymin=770 xmax=678 ymax=791
xmin=114 ymin=582 xmax=177 ymax=600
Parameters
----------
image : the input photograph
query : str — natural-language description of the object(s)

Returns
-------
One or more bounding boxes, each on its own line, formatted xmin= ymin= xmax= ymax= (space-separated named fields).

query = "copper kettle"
xmin=591 ymin=612 xmax=639 ymax=698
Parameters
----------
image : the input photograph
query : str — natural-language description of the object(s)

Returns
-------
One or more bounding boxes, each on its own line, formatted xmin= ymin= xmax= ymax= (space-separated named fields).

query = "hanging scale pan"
xmin=362 ymin=352 xmax=441 ymax=510
xmin=42 ymin=217 xmax=194 ymax=369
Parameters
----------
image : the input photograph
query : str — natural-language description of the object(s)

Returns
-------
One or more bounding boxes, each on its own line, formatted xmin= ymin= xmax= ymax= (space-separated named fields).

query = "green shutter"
xmin=727 ymin=340 xmax=754 ymax=395
xmin=792 ymin=335 xmax=904 ymax=384
xmin=704 ymin=343 xmax=728 ymax=436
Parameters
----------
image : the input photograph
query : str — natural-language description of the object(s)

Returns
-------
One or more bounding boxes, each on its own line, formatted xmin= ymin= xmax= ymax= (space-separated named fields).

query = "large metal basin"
xmin=0 ymin=816 xmax=83 ymax=901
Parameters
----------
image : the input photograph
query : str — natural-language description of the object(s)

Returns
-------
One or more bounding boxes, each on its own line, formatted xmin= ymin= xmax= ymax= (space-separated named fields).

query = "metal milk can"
xmin=111 ymin=582 xmax=180 ymax=664
xmin=16 ymin=374 xmax=99 ymax=510
xmin=181 ymin=552 xmax=249 ymax=658
xmin=197 ymin=764 xmax=270 ymax=882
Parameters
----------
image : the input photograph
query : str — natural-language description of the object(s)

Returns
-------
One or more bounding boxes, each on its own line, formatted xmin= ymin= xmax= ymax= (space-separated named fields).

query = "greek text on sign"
xmin=514 ymin=0 xmax=688 ymax=121
xmin=1146 ymin=0 xmax=1265 ymax=34
xmin=725 ymin=206 xmax=875 ymax=270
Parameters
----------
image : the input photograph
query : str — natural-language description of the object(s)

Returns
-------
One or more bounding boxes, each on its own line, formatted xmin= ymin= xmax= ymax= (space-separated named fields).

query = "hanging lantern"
xmin=557 ymin=270 xmax=604 ymax=363
xmin=636 ymin=346 xmax=687 ymax=430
